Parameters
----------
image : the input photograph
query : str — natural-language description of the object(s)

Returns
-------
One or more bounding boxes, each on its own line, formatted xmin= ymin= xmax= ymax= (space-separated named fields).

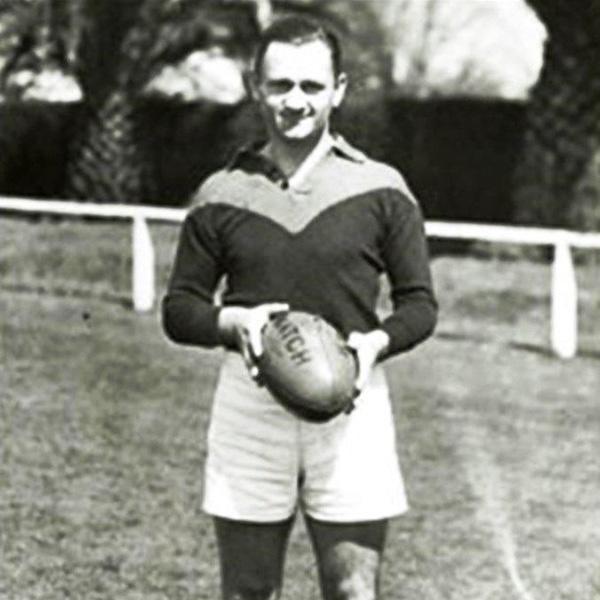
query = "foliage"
xmin=0 ymin=100 xmax=71 ymax=197
xmin=514 ymin=0 xmax=600 ymax=230
xmin=0 ymin=0 xmax=46 ymax=88
xmin=75 ymin=0 xmax=249 ymax=101
xmin=0 ymin=96 xmax=528 ymax=218
xmin=374 ymin=0 xmax=544 ymax=100
xmin=0 ymin=0 xmax=258 ymax=100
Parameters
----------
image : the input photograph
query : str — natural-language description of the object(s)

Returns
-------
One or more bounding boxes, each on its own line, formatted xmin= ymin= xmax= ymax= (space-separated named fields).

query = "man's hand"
xmin=218 ymin=303 xmax=289 ymax=380
xmin=346 ymin=329 xmax=390 ymax=394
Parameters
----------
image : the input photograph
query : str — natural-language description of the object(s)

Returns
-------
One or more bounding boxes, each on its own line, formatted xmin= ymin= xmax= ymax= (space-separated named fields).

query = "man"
xmin=162 ymin=16 xmax=437 ymax=600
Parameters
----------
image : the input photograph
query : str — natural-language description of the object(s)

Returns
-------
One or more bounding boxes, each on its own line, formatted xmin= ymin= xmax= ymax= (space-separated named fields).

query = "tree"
xmin=65 ymin=0 xmax=245 ymax=204
xmin=516 ymin=0 xmax=600 ymax=230
xmin=64 ymin=0 xmax=148 ymax=203
xmin=1 ymin=0 xmax=259 ymax=203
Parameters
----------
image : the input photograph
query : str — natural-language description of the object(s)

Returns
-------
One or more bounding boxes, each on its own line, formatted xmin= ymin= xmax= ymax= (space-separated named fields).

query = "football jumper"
xmin=162 ymin=136 xmax=438 ymax=522
xmin=162 ymin=136 xmax=437 ymax=357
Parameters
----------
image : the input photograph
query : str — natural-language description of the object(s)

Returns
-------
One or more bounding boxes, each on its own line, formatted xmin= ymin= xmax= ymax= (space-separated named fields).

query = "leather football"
xmin=257 ymin=311 xmax=358 ymax=422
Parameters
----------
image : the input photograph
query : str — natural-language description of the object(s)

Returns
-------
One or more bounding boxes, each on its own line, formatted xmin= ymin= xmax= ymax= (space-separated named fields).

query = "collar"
xmin=226 ymin=133 xmax=365 ymax=190
xmin=329 ymin=134 xmax=366 ymax=163
xmin=227 ymin=141 xmax=289 ymax=187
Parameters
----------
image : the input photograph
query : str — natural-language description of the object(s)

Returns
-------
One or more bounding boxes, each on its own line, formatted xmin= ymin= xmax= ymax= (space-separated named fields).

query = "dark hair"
xmin=253 ymin=16 xmax=343 ymax=77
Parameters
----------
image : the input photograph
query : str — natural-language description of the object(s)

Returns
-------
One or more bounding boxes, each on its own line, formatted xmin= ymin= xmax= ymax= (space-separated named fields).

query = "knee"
xmin=320 ymin=546 xmax=379 ymax=600
xmin=329 ymin=572 xmax=377 ymax=600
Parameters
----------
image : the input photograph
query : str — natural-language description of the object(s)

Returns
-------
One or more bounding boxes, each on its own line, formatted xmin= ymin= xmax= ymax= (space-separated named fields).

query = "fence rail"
xmin=2 ymin=196 xmax=600 ymax=359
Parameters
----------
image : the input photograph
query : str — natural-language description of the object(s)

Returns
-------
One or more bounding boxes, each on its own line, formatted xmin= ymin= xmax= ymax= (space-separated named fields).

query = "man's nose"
xmin=282 ymin=86 xmax=308 ymax=111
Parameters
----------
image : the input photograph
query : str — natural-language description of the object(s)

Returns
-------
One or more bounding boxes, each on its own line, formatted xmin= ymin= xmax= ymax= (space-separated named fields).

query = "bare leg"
xmin=306 ymin=517 xmax=388 ymax=600
xmin=213 ymin=516 xmax=295 ymax=600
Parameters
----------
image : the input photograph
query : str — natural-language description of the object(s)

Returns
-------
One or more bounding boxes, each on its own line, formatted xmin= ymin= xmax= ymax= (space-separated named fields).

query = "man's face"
xmin=254 ymin=39 xmax=346 ymax=143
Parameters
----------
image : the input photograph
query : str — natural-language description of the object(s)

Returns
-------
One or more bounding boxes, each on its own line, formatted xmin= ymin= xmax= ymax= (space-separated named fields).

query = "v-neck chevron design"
xmin=163 ymin=137 xmax=437 ymax=358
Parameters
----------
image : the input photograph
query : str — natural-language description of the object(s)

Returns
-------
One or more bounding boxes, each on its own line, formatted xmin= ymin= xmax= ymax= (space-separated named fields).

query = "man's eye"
xmin=300 ymin=82 xmax=325 ymax=94
xmin=265 ymin=80 xmax=293 ymax=94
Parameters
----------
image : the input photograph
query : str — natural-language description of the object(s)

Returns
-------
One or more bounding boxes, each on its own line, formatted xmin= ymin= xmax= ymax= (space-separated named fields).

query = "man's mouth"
xmin=280 ymin=115 xmax=310 ymax=130
xmin=280 ymin=111 xmax=308 ymax=122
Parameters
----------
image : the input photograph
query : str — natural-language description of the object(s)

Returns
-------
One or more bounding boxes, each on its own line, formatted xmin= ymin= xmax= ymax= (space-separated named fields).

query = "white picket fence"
xmin=2 ymin=195 xmax=600 ymax=359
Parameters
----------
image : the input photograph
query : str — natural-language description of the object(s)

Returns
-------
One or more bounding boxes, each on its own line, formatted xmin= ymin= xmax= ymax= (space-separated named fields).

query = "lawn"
xmin=1 ymin=216 xmax=599 ymax=600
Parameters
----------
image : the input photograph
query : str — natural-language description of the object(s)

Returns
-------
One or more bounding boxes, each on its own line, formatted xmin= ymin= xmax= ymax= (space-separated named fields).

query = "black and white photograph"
xmin=1 ymin=1 xmax=599 ymax=598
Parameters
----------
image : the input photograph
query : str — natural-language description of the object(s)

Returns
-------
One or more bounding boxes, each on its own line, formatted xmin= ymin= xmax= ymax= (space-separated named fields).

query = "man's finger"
xmin=346 ymin=331 xmax=362 ymax=349
xmin=355 ymin=364 xmax=368 ymax=392
xmin=265 ymin=303 xmax=290 ymax=317
xmin=240 ymin=330 xmax=260 ymax=380
xmin=249 ymin=303 xmax=289 ymax=357
xmin=247 ymin=323 xmax=264 ymax=358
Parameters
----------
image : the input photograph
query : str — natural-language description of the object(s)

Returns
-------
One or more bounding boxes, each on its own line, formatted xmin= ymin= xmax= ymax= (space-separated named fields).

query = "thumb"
xmin=240 ymin=330 xmax=260 ymax=380
xmin=354 ymin=359 xmax=369 ymax=393
xmin=346 ymin=331 xmax=363 ymax=351
xmin=247 ymin=321 xmax=264 ymax=358
xmin=346 ymin=332 xmax=366 ymax=391
xmin=265 ymin=302 xmax=290 ymax=316
xmin=250 ymin=303 xmax=290 ymax=357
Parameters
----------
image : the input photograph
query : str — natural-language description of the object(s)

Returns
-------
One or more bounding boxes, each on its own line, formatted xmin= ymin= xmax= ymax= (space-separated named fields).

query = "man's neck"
xmin=264 ymin=129 xmax=333 ymax=181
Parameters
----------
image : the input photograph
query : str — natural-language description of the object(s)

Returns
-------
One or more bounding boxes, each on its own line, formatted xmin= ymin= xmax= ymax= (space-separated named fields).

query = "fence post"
xmin=551 ymin=239 xmax=577 ymax=358
xmin=132 ymin=215 xmax=155 ymax=312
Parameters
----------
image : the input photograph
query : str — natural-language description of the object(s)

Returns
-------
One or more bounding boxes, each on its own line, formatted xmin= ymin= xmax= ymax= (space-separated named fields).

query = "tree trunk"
xmin=65 ymin=89 xmax=151 ymax=203
xmin=515 ymin=0 xmax=600 ymax=230
xmin=63 ymin=0 xmax=151 ymax=203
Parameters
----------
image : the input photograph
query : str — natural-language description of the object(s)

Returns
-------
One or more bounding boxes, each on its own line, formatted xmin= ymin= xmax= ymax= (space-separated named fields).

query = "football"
xmin=257 ymin=311 xmax=358 ymax=422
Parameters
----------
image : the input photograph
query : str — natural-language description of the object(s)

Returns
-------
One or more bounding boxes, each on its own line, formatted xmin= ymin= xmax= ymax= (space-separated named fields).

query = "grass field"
xmin=1 ymin=217 xmax=600 ymax=600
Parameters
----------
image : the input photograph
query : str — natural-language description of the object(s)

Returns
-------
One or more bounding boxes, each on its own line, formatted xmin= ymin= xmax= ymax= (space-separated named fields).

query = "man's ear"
xmin=332 ymin=72 xmax=348 ymax=108
xmin=244 ymin=70 xmax=261 ymax=101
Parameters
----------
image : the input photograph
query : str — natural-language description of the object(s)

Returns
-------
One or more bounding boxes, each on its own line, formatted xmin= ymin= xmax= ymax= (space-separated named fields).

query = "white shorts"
xmin=203 ymin=351 xmax=408 ymax=523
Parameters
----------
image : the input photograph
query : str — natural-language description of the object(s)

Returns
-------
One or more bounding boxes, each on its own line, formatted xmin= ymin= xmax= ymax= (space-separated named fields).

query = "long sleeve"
xmin=379 ymin=195 xmax=438 ymax=357
xmin=162 ymin=208 xmax=223 ymax=347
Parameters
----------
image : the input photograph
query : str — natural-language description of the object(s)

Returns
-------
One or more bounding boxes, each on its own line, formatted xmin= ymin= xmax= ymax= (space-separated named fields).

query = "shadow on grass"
xmin=436 ymin=330 xmax=600 ymax=361
xmin=435 ymin=330 xmax=498 ymax=345
xmin=434 ymin=329 xmax=554 ymax=358
xmin=575 ymin=347 xmax=600 ymax=360
xmin=0 ymin=281 xmax=132 ymax=309
xmin=436 ymin=329 xmax=554 ymax=358
xmin=510 ymin=342 xmax=600 ymax=362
